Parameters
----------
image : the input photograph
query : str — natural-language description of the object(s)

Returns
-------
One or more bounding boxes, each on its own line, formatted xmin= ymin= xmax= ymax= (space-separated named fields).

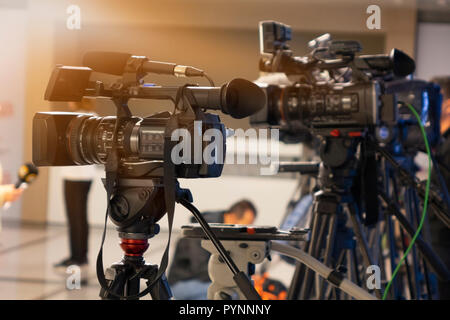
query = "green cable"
xmin=382 ymin=103 xmax=431 ymax=300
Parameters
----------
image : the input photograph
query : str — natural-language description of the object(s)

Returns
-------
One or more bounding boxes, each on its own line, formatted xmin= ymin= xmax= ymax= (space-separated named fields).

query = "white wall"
xmin=0 ymin=7 xmax=26 ymax=221
xmin=416 ymin=22 xmax=450 ymax=80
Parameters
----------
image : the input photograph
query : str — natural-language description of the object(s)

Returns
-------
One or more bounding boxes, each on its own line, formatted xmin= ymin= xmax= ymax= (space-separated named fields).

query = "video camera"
xmin=251 ymin=21 xmax=441 ymax=149
xmin=32 ymin=52 xmax=265 ymax=179
xmin=30 ymin=52 xmax=267 ymax=300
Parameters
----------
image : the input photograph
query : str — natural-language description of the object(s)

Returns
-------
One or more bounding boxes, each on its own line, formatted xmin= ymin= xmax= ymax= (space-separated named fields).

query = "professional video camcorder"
xmin=33 ymin=52 xmax=265 ymax=179
xmin=249 ymin=22 xmax=450 ymax=301
xmin=31 ymin=52 xmax=267 ymax=300
xmin=251 ymin=21 xmax=441 ymax=147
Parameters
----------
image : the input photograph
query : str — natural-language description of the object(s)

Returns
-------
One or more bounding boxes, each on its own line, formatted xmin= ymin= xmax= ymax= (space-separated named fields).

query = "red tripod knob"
xmin=120 ymin=238 xmax=149 ymax=257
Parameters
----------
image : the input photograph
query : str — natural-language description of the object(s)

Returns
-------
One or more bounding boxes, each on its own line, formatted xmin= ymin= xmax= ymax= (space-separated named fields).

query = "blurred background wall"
xmin=0 ymin=1 xmax=27 ymax=222
xmin=1 ymin=0 xmax=448 ymax=227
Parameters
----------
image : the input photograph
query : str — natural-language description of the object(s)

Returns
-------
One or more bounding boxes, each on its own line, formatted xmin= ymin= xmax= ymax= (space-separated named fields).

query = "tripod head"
xmin=98 ymin=176 xmax=195 ymax=300
xmin=107 ymin=177 xmax=165 ymax=238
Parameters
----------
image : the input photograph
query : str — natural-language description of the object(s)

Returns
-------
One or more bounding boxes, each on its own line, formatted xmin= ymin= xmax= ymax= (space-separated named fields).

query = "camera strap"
xmin=95 ymin=113 xmax=179 ymax=300
xmin=96 ymin=117 xmax=122 ymax=297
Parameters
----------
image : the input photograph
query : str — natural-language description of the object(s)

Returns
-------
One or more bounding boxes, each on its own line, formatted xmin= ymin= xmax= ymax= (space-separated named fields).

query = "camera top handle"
xmin=258 ymin=21 xmax=415 ymax=79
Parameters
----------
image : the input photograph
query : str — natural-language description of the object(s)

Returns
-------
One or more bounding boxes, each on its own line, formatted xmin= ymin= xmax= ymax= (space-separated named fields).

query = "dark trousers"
xmin=64 ymin=180 xmax=92 ymax=262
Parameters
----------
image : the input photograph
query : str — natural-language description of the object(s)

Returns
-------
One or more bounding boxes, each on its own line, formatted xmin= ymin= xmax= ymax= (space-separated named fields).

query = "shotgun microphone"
xmin=83 ymin=51 xmax=206 ymax=78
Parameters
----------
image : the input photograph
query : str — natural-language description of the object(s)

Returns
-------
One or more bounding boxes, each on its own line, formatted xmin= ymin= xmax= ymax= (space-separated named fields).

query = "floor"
xmin=0 ymin=222 xmax=294 ymax=300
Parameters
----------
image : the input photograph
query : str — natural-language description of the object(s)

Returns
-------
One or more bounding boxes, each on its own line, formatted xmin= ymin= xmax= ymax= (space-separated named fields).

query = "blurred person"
xmin=430 ymin=76 xmax=450 ymax=299
xmin=0 ymin=163 xmax=23 ymax=231
xmin=54 ymin=99 xmax=98 ymax=275
xmin=167 ymin=199 xmax=257 ymax=300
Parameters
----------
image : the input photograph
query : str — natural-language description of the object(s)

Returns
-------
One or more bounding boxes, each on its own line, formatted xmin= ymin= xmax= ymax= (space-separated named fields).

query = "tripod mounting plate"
xmin=181 ymin=223 xmax=309 ymax=241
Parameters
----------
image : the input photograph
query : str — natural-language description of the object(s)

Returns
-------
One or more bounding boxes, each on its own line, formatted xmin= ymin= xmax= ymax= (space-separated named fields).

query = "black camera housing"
xmin=33 ymin=54 xmax=265 ymax=179
xmin=251 ymin=21 xmax=440 ymax=144
xmin=44 ymin=66 xmax=92 ymax=102
xmin=251 ymin=81 xmax=393 ymax=136
xmin=33 ymin=111 xmax=226 ymax=179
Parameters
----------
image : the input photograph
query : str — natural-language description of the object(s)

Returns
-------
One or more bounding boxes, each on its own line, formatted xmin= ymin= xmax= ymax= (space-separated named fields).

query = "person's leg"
xmin=64 ymin=180 xmax=92 ymax=263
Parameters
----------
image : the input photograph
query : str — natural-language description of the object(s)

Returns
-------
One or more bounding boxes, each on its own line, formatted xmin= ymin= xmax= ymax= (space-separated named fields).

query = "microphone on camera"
xmin=14 ymin=163 xmax=39 ymax=189
xmin=83 ymin=51 xmax=206 ymax=78
xmin=83 ymin=52 xmax=266 ymax=119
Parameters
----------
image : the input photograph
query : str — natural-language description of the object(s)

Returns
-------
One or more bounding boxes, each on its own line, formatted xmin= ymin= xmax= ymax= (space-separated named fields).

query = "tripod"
xmin=288 ymin=137 xmax=382 ymax=300
xmin=96 ymin=173 xmax=262 ymax=300
xmin=100 ymin=248 xmax=172 ymax=300
xmin=375 ymin=148 xmax=450 ymax=299
xmin=98 ymin=177 xmax=172 ymax=300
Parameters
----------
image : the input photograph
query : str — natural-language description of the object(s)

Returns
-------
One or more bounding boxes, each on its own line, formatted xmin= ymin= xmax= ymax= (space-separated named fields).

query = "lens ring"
xmin=81 ymin=116 xmax=101 ymax=164
xmin=66 ymin=115 xmax=89 ymax=165
xmin=79 ymin=117 xmax=93 ymax=164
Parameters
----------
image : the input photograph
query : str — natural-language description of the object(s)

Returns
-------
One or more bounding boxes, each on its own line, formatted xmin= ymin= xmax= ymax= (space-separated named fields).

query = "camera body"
xmin=32 ymin=56 xmax=265 ymax=179
xmin=251 ymin=80 xmax=390 ymax=138
xmin=33 ymin=110 xmax=226 ymax=179
xmin=252 ymin=21 xmax=440 ymax=148
xmin=379 ymin=79 xmax=442 ymax=152
xmin=259 ymin=20 xmax=292 ymax=56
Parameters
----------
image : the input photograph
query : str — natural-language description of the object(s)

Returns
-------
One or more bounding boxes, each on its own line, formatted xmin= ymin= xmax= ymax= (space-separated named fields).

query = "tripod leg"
xmin=351 ymin=246 xmax=362 ymax=287
xmin=148 ymin=273 xmax=172 ymax=300
xmin=296 ymin=209 xmax=322 ymax=300
xmin=345 ymin=250 xmax=353 ymax=300
xmin=370 ymin=223 xmax=382 ymax=269
xmin=399 ymin=227 xmax=416 ymax=299
xmin=385 ymin=212 xmax=402 ymax=299
xmin=287 ymin=212 xmax=318 ymax=300
xmin=411 ymin=187 xmax=435 ymax=299
xmin=300 ymin=214 xmax=329 ymax=299
xmin=125 ymin=279 xmax=141 ymax=299
xmin=287 ymin=261 xmax=305 ymax=300
xmin=100 ymin=265 xmax=141 ymax=300
xmin=404 ymin=186 xmax=422 ymax=299
xmin=318 ymin=214 xmax=338 ymax=299
xmin=347 ymin=202 xmax=383 ymax=299
xmin=380 ymin=192 xmax=450 ymax=282
xmin=100 ymin=267 xmax=127 ymax=300
xmin=327 ymin=250 xmax=346 ymax=300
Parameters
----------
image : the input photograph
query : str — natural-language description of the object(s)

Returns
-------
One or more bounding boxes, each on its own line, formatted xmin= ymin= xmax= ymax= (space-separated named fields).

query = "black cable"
xmin=173 ymin=84 xmax=193 ymax=113
xmin=203 ymin=73 xmax=215 ymax=87
xmin=178 ymin=197 xmax=261 ymax=300
xmin=178 ymin=198 xmax=239 ymax=274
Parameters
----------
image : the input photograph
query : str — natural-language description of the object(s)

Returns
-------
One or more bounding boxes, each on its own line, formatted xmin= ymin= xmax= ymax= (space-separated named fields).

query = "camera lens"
xmin=65 ymin=114 xmax=168 ymax=166
xmin=66 ymin=115 xmax=120 ymax=165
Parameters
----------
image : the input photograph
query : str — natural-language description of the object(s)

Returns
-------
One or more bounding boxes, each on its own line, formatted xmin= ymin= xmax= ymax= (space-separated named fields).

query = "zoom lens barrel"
xmin=33 ymin=111 xmax=226 ymax=180
xmin=251 ymin=82 xmax=377 ymax=134
xmin=33 ymin=112 xmax=168 ymax=166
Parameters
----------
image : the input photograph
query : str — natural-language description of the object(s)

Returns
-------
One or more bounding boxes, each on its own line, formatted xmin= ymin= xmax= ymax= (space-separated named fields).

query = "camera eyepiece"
xmin=220 ymin=78 xmax=266 ymax=119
